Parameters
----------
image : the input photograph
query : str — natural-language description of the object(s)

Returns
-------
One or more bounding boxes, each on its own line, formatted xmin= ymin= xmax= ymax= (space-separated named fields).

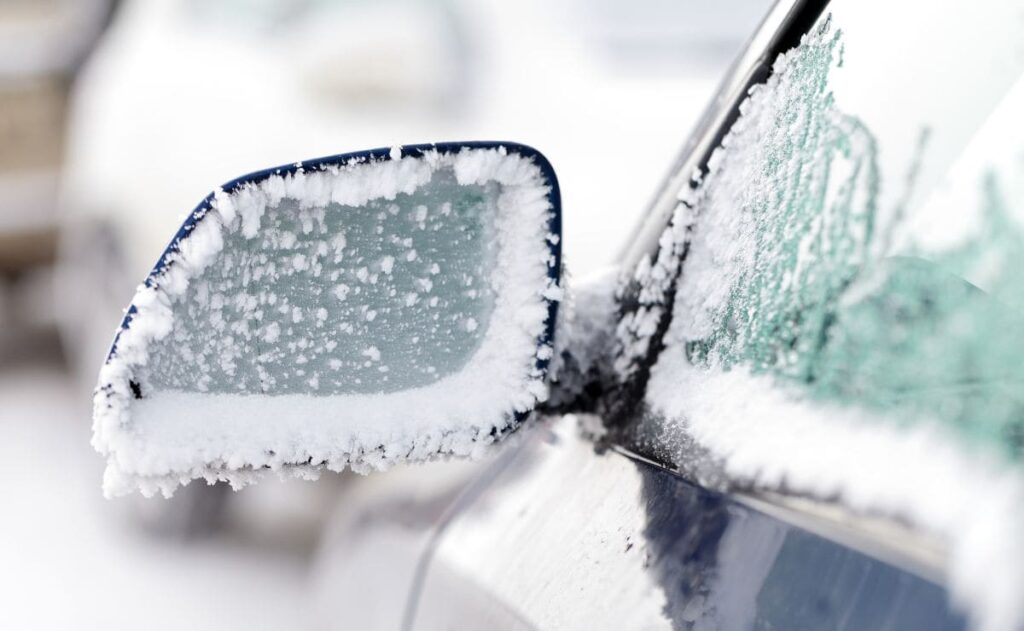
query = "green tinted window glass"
xmin=659 ymin=1 xmax=1024 ymax=461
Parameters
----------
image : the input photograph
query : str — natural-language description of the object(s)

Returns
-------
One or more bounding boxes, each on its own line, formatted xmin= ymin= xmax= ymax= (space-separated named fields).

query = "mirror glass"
xmin=93 ymin=143 xmax=561 ymax=497
xmin=146 ymin=168 xmax=500 ymax=396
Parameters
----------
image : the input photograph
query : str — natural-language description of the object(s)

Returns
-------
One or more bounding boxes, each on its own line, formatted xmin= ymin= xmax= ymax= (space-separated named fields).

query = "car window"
xmin=613 ymin=1 xmax=1024 ymax=628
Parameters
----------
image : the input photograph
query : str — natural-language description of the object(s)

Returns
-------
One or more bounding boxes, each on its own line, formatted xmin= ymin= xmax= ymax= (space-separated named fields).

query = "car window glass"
xmin=668 ymin=3 xmax=1024 ymax=455
xmin=623 ymin=3 xmax=1024 ymax=626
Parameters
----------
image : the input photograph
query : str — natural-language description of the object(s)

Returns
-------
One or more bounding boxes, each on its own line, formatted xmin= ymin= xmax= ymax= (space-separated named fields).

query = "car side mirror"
xmin=93 ymin=142 xmax=562 ymax=497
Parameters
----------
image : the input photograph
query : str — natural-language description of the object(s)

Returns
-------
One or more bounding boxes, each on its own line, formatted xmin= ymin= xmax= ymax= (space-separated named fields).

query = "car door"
xmin=408 ymin=416 xmax=964 ymax=630
xmin=405 ymin=0 xmax=1024 ymax=629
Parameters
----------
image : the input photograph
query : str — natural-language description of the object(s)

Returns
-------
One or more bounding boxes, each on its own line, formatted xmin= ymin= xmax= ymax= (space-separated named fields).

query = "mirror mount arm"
xmin=544 ymin=266 xmax=622 ymax=417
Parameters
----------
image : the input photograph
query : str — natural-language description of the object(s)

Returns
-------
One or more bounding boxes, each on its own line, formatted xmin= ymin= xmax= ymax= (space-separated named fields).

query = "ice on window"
xmin=632 ymin=17 xmax=1024 ymax=631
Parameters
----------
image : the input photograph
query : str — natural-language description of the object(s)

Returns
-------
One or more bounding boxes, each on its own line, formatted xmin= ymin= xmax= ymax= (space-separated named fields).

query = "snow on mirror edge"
xmin=93 ymin=146 xmax=561 ymax=498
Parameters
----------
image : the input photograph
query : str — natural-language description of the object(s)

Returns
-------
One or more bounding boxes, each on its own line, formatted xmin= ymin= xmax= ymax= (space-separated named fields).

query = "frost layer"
xmin=93 ymin=146 xmax=559 ymax=498
xmin=636 ymin=19 xmax=1024 ymax=631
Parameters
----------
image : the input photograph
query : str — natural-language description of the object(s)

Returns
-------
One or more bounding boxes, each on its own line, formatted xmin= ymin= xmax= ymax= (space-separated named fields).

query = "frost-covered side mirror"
xmin=93 ymin=143 xmax=561 ymax=497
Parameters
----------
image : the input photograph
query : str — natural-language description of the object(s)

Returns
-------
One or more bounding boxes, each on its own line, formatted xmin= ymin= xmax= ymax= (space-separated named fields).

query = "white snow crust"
xmin=646 ymin=358 xmax=1024 ymax=631
xmin=93 ymin=147 xmax=558 ymax=498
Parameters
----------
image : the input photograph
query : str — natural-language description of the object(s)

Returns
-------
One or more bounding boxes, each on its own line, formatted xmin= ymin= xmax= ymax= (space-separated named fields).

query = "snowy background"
xmin=0 ymin=0 xmax=767 ymax=627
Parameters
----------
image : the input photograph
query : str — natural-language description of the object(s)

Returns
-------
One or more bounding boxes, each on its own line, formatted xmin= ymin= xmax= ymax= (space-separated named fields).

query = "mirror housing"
xmin=93 ymin=142 xmax=561 ymax=497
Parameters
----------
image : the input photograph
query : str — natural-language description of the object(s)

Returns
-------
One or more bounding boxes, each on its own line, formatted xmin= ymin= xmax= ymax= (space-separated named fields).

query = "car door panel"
xmin=410 ymin=416 xmax=964 ymax=630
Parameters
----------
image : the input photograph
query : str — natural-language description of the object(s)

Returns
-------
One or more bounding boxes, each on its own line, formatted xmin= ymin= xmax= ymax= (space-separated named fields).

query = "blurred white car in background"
xmin=0 ymin=0 xmax=110 ymax=353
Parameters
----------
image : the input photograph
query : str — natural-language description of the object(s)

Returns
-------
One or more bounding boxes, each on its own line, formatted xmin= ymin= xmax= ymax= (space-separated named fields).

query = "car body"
xmin=74 ymin=0 xmax=1024 ymax=628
